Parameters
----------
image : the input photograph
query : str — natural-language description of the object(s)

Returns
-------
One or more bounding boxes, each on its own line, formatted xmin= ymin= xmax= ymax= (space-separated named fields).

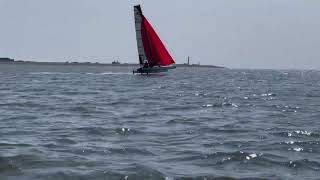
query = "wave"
xmin=271 ymin=130 xmax=319 ymax=138
xmin=29 ymin=72 xmax=79 ymax=75
xmin=0 ymin=156 xmax=22 ymax=176
xmin=166 ymin=117 xmax=201 ymax=125
xmin=29 ymin=72 xmax=133 ymax=76
xmin=0 ymin=101 xmax=46 ymax=108
xmin=106 ymin=147 xmax=155 ymax=156
xmin=86 ymin=72 xmax=132 ymax=75
xmin=0 ymin=142 xmax=32 ymax=147
xmin=202 ymin=102 xmax=239 ymax=108
xmin=74 ymin=127 xmax=114 ymax=136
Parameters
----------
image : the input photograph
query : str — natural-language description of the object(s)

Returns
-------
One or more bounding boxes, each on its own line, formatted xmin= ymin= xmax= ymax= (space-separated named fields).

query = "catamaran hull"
xmin=133 ymin=66 xmax=176 ymax=74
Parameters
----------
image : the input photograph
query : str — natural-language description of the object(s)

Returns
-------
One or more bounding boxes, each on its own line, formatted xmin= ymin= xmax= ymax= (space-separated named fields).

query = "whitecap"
xmin=286 ymin=141 xmax=295 ymax=144
xmin=222 ymin=157 xmax=232 ymax=162
xmin=121 ymin=128 xmax=130 ymax=132
xmin=101 ymin=72 xmax=132 ymax=75
xmin=289 ymin=147 xmax=303 ymax=152
xmin=249 ymin=154 xmax=258 ymax=158
xmin=295 ymin=130 xmax=311 ymax=136
xmin=30 ymin=72 xmax=53 ymax=74
xmin=289 ymin=160 xmax=293 ymax=164
xmin=245 ymin=153 xmax=259 ymax=160
xmin=203 ymin=104 xmax=213 ymax=107
xmin=261 ymin=93 xmax=275 ymax=97
xmin=231 ymin=103 xmax=238 ymax=108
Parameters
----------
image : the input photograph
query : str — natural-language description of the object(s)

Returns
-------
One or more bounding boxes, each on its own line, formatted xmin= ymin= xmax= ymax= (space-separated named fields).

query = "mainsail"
xmin=134 ymin=5 xmax=175 ymax=67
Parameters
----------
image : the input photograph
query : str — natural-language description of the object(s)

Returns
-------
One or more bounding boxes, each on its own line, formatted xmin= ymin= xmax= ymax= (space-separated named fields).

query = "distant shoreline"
xmin=0 ymin=60 xmax=224 ymax=68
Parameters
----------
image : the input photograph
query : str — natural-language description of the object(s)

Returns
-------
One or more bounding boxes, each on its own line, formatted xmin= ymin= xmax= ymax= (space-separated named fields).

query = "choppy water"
xmin=0 ymin=63 xmax=320 ymax=180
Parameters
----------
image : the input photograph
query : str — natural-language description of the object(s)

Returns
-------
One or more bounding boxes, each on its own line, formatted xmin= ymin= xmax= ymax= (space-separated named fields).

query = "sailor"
xmin=143 ymin=59 xmax=149 ymax=68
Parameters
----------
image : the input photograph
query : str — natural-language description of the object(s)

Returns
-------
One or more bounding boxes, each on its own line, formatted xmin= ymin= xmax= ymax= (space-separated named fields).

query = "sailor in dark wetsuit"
xmin=143 ymin=59 xmax=149 ymax=68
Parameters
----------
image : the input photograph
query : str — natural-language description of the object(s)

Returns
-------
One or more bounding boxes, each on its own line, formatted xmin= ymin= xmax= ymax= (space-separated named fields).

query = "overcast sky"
xmin=0 ymin=0 xmax=319 ymax=69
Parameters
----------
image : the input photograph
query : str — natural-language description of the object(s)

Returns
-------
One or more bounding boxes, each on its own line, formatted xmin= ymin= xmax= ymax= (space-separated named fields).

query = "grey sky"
xmin=0 ymin=0 xmax=319 ymax=69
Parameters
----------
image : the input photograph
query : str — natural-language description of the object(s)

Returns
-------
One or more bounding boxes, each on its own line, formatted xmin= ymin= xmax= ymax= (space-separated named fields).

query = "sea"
xmin=0 ymin=63 xmax=319 ymax=180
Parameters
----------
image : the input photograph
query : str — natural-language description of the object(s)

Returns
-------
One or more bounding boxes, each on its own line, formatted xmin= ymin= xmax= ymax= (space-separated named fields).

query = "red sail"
xmin=141 ymin=17 xmax=175 ymax=67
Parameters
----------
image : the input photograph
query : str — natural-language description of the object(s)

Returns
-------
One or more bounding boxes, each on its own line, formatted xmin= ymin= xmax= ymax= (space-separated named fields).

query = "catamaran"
xmin=133 ymin=5 xmax=176 ymax=74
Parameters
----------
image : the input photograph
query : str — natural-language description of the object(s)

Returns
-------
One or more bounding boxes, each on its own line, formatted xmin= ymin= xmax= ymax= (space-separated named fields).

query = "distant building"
xmin=0 ymin=58 xmax=14 ymax=62
xmin=112 ymin=60 xmax=120 ymax=64
xmin=183 ymin=56 xmax=191 ymax=65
